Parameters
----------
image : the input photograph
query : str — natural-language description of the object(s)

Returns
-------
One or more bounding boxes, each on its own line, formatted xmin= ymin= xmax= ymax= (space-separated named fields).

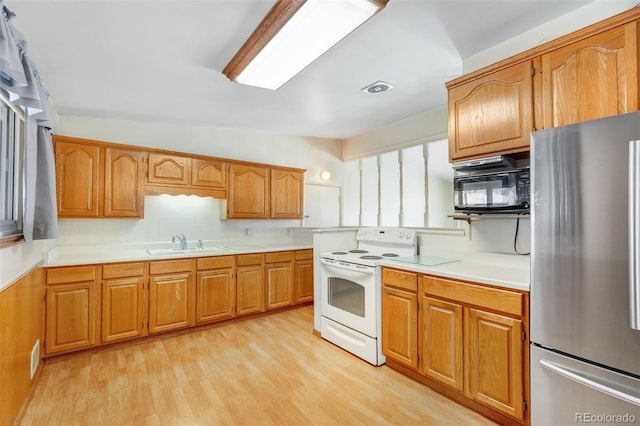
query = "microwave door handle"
xmin=629 ymin=140 xmax=640 ymax=330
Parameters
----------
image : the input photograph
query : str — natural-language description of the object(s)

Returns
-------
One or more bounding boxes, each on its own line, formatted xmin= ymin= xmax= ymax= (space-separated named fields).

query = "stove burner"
xmin=349 ymin=249 xmax=369 ymax=253
xmin=360 ymin=255 xmax=383 ymax=260
xmin=331 ymin=251 xmax=348 ymax=255
xmin=382 ymin=253 xmax=399 ymax=257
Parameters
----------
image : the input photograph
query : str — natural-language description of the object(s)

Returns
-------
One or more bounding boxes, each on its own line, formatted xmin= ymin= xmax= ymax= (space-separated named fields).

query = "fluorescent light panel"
xmin=227 ymin=0 xmax=385 ymax=90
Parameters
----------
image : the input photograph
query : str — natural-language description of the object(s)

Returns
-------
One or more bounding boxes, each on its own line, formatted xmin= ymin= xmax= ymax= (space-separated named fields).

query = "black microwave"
xmin=453 ymin=167 xmax=530 ymax=214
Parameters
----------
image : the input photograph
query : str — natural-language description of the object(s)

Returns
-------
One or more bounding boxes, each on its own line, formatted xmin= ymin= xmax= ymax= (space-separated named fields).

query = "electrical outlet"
xmin=30 ymin=339 xmax=40 ymax=379
xmin=246 ymin=227 xmax=253 ymax=237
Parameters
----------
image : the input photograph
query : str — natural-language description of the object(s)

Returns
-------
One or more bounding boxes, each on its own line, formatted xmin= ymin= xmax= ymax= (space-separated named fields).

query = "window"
xmin=0 ymin=91 xmax=25 ymax=238
xmin=343 ymin=139 xmax=455 ymax=228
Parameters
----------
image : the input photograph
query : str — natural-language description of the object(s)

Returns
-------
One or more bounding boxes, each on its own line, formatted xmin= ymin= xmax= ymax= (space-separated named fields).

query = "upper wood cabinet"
xmin=270 ymin=168 xmax=303 ymax=219
xmin=191 ymin=158 xmax=227 ymax=189
xmin=55 ymin=141 xmax=101 ymax=218
xmin=55 ymin=139 xmax=145 ymax=218
xmin=541 ymin=22 xmax=638 ymax=129
xmin=446 ymin=9 xmax=640 ymax=161
xmin=104 ymin=148 xmax=145 ymax=217
xmin=147 ymin=153 xmax=189 ymax=186
xmin=448 ymin=61 xmax=534 ymax=161
xmin=227 ymin=164 xmax=270 ymax=219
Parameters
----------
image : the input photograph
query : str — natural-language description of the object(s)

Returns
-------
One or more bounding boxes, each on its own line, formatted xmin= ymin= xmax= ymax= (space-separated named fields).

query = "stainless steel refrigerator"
xmin=531 ymin=112 xmax=640 ymax=425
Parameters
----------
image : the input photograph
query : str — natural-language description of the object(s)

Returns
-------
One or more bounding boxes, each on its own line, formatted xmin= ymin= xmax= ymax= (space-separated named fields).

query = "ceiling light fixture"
xmin=222 ymin=0 xmax=388 ymax=90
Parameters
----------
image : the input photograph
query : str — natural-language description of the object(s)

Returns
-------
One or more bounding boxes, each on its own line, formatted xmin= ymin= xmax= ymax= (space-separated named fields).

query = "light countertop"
xmin=45 ymin=239 xmax=313 ymax=267
xmin=382 ymin=251 xmax=530 ymax=291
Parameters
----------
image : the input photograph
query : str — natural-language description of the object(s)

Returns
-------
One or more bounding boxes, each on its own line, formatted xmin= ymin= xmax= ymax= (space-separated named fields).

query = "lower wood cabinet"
xmin=467 ymin=308 xmax=524 ymax=420
xmin=381 ymin=267 xmax=528 ymax=425
xmin=45 ymin=266 xmax=100 ymax=355
xmin=293 ymin=249 xmax=313 ymax=303
xmin=196 ymin=256 xmax=235 ymax=324
xmin=421 ymin=296 xmax=463 ymax=390
xmin=44 ymin=249 xmax=312 ymax=357
xmin=236 ymin=254 xmax=265 ymax=316
xmin=148 ymin=259 xmax=195 ymax=334
xmin=101 ymin=262 xmax=147 ymax=343
xmin=265 ymin=251 xmax=293 ymax=310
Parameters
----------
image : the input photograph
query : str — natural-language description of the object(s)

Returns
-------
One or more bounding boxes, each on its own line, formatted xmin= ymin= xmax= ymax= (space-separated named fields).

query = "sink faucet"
xmin=172 ymin=233 xmax=187 ymax=250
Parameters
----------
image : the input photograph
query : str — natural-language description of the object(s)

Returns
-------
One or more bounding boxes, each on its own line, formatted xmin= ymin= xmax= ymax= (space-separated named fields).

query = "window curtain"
xmin=1 ymin=1 xmax=58 ymax=241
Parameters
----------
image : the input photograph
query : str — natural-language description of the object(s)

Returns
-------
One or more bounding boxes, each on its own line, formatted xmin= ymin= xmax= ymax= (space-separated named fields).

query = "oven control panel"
xmin=356 ymin=227 xmax=416 ymax=244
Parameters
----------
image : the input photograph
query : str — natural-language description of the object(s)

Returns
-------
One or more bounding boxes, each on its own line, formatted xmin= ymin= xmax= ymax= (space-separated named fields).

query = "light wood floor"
xmin=19 ymin=306 xmax=495 ymax=425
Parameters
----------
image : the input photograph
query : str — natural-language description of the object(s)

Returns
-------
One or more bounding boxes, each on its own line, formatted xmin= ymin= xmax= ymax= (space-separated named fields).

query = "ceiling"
xmin=9 ymin=0 xmax=595 ymax=140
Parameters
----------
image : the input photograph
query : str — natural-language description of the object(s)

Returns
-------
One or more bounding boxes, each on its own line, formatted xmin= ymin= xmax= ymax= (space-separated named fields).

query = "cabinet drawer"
xmin=422 ymin=276 xmax=523 ymax=317
xmin=383 ymin=268 xmax=418 ymax=292
xmin=149 ymin=259 xmax=193 ymax=275
xmin=236 ymin=253 xmax=264 ymax=266
xmin=265 ymin=251 xmax=293 ymax=263
xmin=197 ymin=256 xmax=235 ymax=270
xmin=294 ymin=249 xmax=313 ymax=260
xmin=47 ymin=266 xmax=97 ymax=284
xmin=103 ymin=262 xmax=145 ymax=279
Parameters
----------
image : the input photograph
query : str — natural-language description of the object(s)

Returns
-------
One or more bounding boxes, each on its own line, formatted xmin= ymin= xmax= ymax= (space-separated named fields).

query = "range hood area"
xmin=452 ymin=155 xmax=516 ymax=171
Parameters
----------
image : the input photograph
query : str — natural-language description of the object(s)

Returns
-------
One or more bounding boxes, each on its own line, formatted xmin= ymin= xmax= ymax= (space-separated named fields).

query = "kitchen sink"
xmin=146 ymin=247 xmax=229 ymax=256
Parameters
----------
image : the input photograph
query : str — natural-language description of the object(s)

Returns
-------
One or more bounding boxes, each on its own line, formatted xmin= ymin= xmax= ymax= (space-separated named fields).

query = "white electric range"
xmin=319 ymin=227 xmax=417 ymax=365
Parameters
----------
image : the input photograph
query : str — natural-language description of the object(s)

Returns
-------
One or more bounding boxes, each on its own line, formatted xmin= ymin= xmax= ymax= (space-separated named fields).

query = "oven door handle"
xmin=320 ymin=258 xmax=377 ymax=276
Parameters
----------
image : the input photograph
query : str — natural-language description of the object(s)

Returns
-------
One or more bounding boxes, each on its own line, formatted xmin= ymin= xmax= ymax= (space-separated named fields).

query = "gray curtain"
xmin=1 ymin=1 xmax=58 ymax=241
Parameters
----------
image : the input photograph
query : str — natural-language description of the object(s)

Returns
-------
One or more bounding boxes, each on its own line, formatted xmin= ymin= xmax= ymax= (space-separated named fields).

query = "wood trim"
xmin=446 ymin=6 xmax=640 ymax=89
xmin=222 ymin=0 xmax=307 ymax=82
xmin=0 ymin=266 xmax=45 ymax=426
xmin=0 ymin=235 xmax=24 ymax=248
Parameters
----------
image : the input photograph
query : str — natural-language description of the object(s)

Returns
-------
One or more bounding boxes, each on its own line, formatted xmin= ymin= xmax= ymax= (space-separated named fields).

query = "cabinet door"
xmin=270 ymin=169 xmax=303 ymax=219
xmin=542 ymin=23 xmax=638 ymax=129
xmin=227 ymin=164 xmax=269 ymax=218
xmin=293 ymin=259 xmax=313 ymax=304
xmin=147 ymin=153 xmax=189 ymax=186
xmin=104 ymin=148 xmax=145 ymax=217
xmin=191 ymin=159 xmax=227 ymax=189
xmin=45 ymin=281 xmax=99 ymax=355
xmin=467 ymin=308 xmax=524 ymax=420
xmin=382 ymin=286 xmax=418 ymax=370
xmin=266 ymin=262 xmax=293 ymax=310
xmin=196 ymin=268 xmax=235 ymax=324
xmin=102 ymin=276 xmax=145 ymax=343
xmin=421 ymin=296 xmax=463 ymax=390
xmin=236 ymin=265 xmax=265 ymax=316
xmin=448 ymin=61 xmax=533 ymax=161
xmin=148 ymin=273 xmax=193 ymax=334
xmin=55 ymin=141 xmax=101 ymax=217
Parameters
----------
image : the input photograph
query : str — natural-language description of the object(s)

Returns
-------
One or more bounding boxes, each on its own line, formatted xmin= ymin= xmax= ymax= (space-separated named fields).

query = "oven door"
xmin=320 ymin=259 xmax=378 ymax=338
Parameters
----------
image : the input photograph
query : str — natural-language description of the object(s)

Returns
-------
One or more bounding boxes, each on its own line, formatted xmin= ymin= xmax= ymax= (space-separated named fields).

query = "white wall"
xmin=342 ymin=106 xmax=448 ymax=161
xmin=53 ymin=115 xmax=345 ymax=246
xmin=463 ymin=1 xmax=638 ymax=73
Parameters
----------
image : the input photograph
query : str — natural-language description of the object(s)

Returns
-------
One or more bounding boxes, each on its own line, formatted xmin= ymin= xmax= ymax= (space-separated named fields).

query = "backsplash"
xmin=56 ymin=195 xmax=302 ymax=246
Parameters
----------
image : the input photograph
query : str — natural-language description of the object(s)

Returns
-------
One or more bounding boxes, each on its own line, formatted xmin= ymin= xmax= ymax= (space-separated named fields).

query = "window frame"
xmin=0 ymin=89 xmax=25 ymax=242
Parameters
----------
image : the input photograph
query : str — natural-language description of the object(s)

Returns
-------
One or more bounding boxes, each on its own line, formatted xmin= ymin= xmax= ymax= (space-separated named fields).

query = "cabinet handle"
xmin=629 ymin=141 xmax=640 ymax=330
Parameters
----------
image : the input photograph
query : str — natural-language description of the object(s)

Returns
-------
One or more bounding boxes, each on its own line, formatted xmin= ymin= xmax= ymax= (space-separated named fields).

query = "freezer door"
xmin=531 ymin=112 xmax=640 ymax=377
xmin=531 ymin=346 xmax=640 ymax=425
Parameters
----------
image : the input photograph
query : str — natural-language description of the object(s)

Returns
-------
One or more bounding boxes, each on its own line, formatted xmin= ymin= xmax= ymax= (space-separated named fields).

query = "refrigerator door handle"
xmin=540 ymin=359 xmax=640 ymax=407
xmin=629 ymin=140 xmax=640 ymax=330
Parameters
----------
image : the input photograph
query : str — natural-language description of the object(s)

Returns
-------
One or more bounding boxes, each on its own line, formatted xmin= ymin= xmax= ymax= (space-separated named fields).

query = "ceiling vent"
xmin=362 ymin=81 xmax=394 ymax=95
